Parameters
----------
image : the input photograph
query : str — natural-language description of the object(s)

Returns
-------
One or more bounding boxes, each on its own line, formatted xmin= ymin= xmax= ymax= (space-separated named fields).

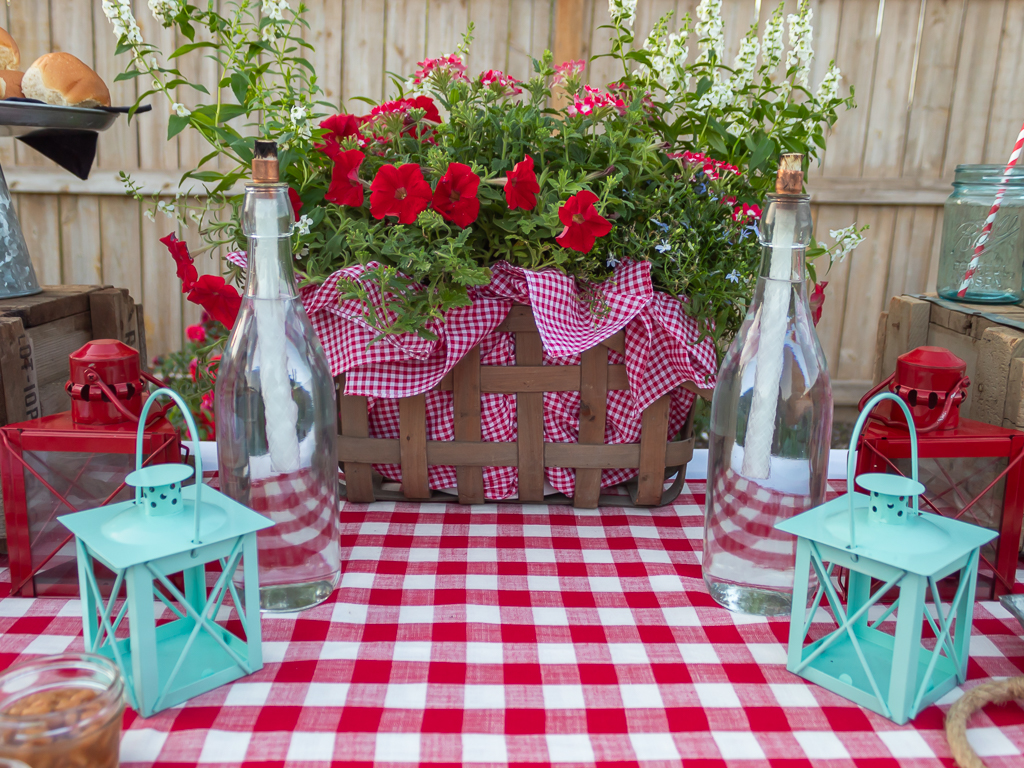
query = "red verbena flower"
xmin=669 ymin=151 xmax=740 ymax=180
xmin=809 ymin=281 xmax=828 ymax=326
xmin=189 ymin=358 xmax=199 ymax=382
xmin=200 ymin=392 xmax=215 ymax=412
xmin=567 ymin=86 xmax=626 ymax=118
xmin=186 ymin=323 xmax=207 ymax=343
xmin=732 ymin=203 xmax=762 ymax=222
xmin=504 ymin=155 xmax=539 ymax=211
xmin=431 ymin=162 xmax=481 ymax=228
xmin=316 ymin=113 xmax=363 ymax=155
xmin=479 ymin=69 xmax=522 ymax=95
xmin=370 ymin=96 xmax=442 ymax=125
xmin=187 ymin=275 xmax=242 ymax=329
xmin=552 ymin=60 xmax=585 ymax=86
xmin=288 ymin=188 xmax=302 ymax=221
xmin=325 ymin=149 xmax=366 ymax=207
xmin=555 ymin=190 xmax=613 ymax=253
xmin=161 ymin=233 xmax=198 ymax=292
xmin=370 ymin=164 xmax=433 ymax=224
xmin=413 ymin=54 xmax=467 ymax=85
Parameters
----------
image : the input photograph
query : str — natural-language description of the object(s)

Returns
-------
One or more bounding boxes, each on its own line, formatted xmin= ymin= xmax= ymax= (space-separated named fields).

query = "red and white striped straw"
xmin=957 ymin=119 xmax=1024 ymax=297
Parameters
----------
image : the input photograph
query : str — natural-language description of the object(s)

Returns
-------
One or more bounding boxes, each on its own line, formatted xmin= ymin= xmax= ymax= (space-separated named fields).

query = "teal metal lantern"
xmin=59 ymin=388 xmax=274 ymax=718
xmin=776 ymin=391 xmax=996 ymax=725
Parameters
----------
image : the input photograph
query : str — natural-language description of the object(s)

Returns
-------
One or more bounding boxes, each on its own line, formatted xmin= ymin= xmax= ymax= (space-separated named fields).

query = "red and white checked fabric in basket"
xmin=1 ymin=484 xmax=1022 ymax=767
xmin=229 ymin=254 xmax=719 ymax=498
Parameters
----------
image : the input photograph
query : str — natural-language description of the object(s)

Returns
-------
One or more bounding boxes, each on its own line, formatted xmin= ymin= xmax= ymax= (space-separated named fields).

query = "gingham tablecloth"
xmin=1 ymin=482 xmax=1022 ymax=767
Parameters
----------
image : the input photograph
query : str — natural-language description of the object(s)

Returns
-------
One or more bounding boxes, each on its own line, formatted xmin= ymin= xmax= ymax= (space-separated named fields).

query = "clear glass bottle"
xmin=937 ymin=164 xmax=1024 ymax=304
xmin=216 ymin=141 xmax=340 ymax=612
xmin=702 ymin=158 xmax=832 ymax=616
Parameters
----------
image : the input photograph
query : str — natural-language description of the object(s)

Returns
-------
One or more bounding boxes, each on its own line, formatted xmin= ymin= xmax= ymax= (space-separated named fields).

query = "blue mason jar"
xmin=937 ymin=164 xmax=1024 ymax=304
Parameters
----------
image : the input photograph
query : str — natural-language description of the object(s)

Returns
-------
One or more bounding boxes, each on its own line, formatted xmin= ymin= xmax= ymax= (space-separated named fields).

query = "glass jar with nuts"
xmin=0 ymin=653 xmax=124 ymax=768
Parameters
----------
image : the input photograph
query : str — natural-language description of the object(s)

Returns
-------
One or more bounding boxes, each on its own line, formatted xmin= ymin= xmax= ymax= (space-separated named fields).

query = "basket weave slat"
xmin=516 ymin=329 xmax=545 ymax=502
xmin=336 ymin=305 xmax=697 ymax=508
xmin=453 ymin=346 xmax=484 ymax=504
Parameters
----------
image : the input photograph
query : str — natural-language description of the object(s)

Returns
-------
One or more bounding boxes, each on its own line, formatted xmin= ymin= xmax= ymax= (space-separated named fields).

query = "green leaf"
xmin=167 ymin=114 xmax=190 ymax=140
xmin=749 ymin=136 xmax=775 ymax=172
xmin=230 ymin=73 xmax=249 ymax=106
xmin=114 ymin=70 xmax=144 ymax=82
xmin=169 ymin=41 xmax=217 ymax=59
xmin=695 ymin=76 xmax=712 ymax=99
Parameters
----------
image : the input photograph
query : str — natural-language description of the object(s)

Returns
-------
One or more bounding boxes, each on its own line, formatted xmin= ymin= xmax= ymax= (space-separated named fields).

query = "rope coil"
xmin=945 ymin=675 xmax=1024 ymax=768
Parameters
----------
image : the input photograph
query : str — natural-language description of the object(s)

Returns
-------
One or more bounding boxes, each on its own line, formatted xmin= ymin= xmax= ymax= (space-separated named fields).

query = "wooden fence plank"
xmin=399 ymin=394 xmax=430 ymax=499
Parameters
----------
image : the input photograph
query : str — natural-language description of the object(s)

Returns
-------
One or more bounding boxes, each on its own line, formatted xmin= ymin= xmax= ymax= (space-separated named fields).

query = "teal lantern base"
xmin=786 ymin=531 xmax=979 ymax=724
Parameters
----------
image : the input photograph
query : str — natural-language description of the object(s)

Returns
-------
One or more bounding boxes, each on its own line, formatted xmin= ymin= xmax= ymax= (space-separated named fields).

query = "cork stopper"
xmin=252 ymin=140 xmax=280 ymax=183
xmin=775 ymin=153 xmax=804 ymax=195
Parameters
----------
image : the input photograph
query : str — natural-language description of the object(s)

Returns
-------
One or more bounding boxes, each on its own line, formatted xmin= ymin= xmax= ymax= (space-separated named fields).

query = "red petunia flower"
xmin=288 ymin=188 xmax=302 ymax=221
xmin=370 ymin=164 xmax=433 ymax=224
xmin=161 ymin=232 xmax=198 ymax=292
xmin=186 ymin=323 xmax=207 ymax=343
xmin=504 ymin=155 xmax=540 ymax=211
xmin=431 ymin=162 xmax=481 ymax=227
xmin=809 ymin=281 xmax=828 ymax=326
xmin=555 ymin=190 xmax=612 ymax=253
xmin=325 ymin=149 xmax=366 ymax=207
xmin=316 ymin=113 xmax=363 ymax=155
xmin=187 ymin=275 xmax=242 ymax=329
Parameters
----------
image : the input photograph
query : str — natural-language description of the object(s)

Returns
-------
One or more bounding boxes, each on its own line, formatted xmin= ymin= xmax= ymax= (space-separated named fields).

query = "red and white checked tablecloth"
xmin=231 ymin=254 xmax=718 ymax=498
xmin=0 ymin=482 xmax=1022 ymax=767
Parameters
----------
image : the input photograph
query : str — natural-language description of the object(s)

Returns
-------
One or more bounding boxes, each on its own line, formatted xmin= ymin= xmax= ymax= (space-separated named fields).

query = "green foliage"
xmin=106 ymin=0 xmax=858 ymax=358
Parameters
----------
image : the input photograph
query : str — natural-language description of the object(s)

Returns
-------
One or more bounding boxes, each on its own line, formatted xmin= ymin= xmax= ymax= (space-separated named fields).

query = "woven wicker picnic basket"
xmin=336 ymin=305 xmax=702 ymax=509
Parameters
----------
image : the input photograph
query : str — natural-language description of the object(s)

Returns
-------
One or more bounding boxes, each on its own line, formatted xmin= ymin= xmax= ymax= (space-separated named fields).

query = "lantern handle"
xmin=846 ymin=392 xmax=919 ymax=549
xmin=135 ymin=388 xmax=203 ymax=546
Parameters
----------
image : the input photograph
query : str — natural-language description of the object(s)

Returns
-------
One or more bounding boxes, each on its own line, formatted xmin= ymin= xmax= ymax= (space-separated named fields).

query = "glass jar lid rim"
xmin=953 ymin=164 xmax=1024 ymax=184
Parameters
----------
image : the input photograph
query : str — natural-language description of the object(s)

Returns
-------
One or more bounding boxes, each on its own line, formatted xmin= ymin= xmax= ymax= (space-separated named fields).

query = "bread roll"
xmin=23 ymin=53 xmax=110 ymax=109
xmin=0 ymin=28 xmax=19 ymax=71
xmin=0 ymin=71 xmax=24 ymax=100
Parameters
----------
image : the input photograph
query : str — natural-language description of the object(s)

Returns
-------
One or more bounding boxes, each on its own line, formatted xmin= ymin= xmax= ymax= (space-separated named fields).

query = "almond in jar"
xmin=0 ymin=653 xmax=124 ymax=768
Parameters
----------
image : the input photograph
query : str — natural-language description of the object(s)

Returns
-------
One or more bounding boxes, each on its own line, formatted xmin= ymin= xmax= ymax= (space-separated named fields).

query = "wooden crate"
xmin=874 ymin=294 xmax=1024 ymax=430
xmin=337 ymin=305 xmax=703 ymax=509
xmin=0 ymin=286 xmax=147 ymax=545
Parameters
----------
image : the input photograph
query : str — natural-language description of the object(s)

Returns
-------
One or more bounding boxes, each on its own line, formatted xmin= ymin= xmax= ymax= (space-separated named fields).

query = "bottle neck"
xmin=242 ymin=183 xmax=296 ymax=299
xmin=757 ymin=193 xmax=811 ymax=283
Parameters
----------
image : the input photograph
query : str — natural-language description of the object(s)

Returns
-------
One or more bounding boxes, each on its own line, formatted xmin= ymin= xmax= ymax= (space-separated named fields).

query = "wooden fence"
xmin=0 ymin=0 xmax=1020 ymax=404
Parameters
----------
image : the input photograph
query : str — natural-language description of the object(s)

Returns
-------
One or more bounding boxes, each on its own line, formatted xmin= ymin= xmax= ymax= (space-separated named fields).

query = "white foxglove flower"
xmin=101 ymin=0 xmax=143 ymax=45
xmin=147 ymin=0 xmax=181 ymax=25
xmin=829 ymin=224 xmax=865 ymax=262
xmin=730 ymin=27 xmax=759 ymax=92
xmin=172 ymin=102 xmax=191 ymax=118
xmin=609 ymin=0 xmax=637 ymax=28
xmin=143 ymin=209 xmax=155 ymax=222
xmin=262 ymin=0 xmax=291 ymax=21
xmin=761 ymin=5 xmax=785 ymax=72
xmin=695 ymin=0 xmax=724 ymax=63
xmin=816 ymin=62 xmax=842 ymax=102
xmin=156 ymin=201 xmax=176 ymax=218
xmin=786 ymin=0 xmax=814 ymax=88
xmin=294 ymin=215 xmax=312 ymax=236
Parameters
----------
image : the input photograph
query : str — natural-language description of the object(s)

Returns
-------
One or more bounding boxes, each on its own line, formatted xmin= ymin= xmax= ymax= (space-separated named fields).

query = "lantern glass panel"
xmin=21 ymin=451 xmax=135 ymax=594
xmin=894 ymin=455 xmax=1008 ymax=569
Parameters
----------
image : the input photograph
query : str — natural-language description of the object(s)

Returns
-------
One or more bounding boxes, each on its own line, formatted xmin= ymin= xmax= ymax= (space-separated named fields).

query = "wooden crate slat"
xmin=635 ymin=395 xmax=671 ymax=506
xmin=453 ymin=345 xmax=484 ymax=504
xmin=399 ymin=394 xmax=430 ymax=499
xmin=338 ymin=389 xmax=375 ymax=502
xmin=574 ymin=344 xmax=608 ymax=508
xmin=516 ymin=330 xmax=545 ymax=502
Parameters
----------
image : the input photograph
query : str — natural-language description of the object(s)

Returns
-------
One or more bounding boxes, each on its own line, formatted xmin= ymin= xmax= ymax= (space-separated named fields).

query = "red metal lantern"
xmin=855 ymin=347 xmax=1024 ymax=598
xmin=0 ymin=340 xmax=181 ymax=597
xmin=859 ymin=346 xmax=970 ymax=433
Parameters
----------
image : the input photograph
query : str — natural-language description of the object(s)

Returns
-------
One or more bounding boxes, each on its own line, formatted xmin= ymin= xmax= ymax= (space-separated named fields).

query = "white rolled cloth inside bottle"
xmin=740 ymin=204 xmax=796 ymax=480
xmin=253 ymin=194 xmax=300 ymax=473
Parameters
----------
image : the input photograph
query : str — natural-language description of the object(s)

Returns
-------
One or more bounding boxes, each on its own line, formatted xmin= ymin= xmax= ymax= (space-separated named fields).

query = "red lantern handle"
xmin=914 ymin=374 xmax=970 ymax=433
xmin=82 ymin=367 xmax=173 ymax=426
xmin=857 ymin=371 xmax=896 ymax=412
